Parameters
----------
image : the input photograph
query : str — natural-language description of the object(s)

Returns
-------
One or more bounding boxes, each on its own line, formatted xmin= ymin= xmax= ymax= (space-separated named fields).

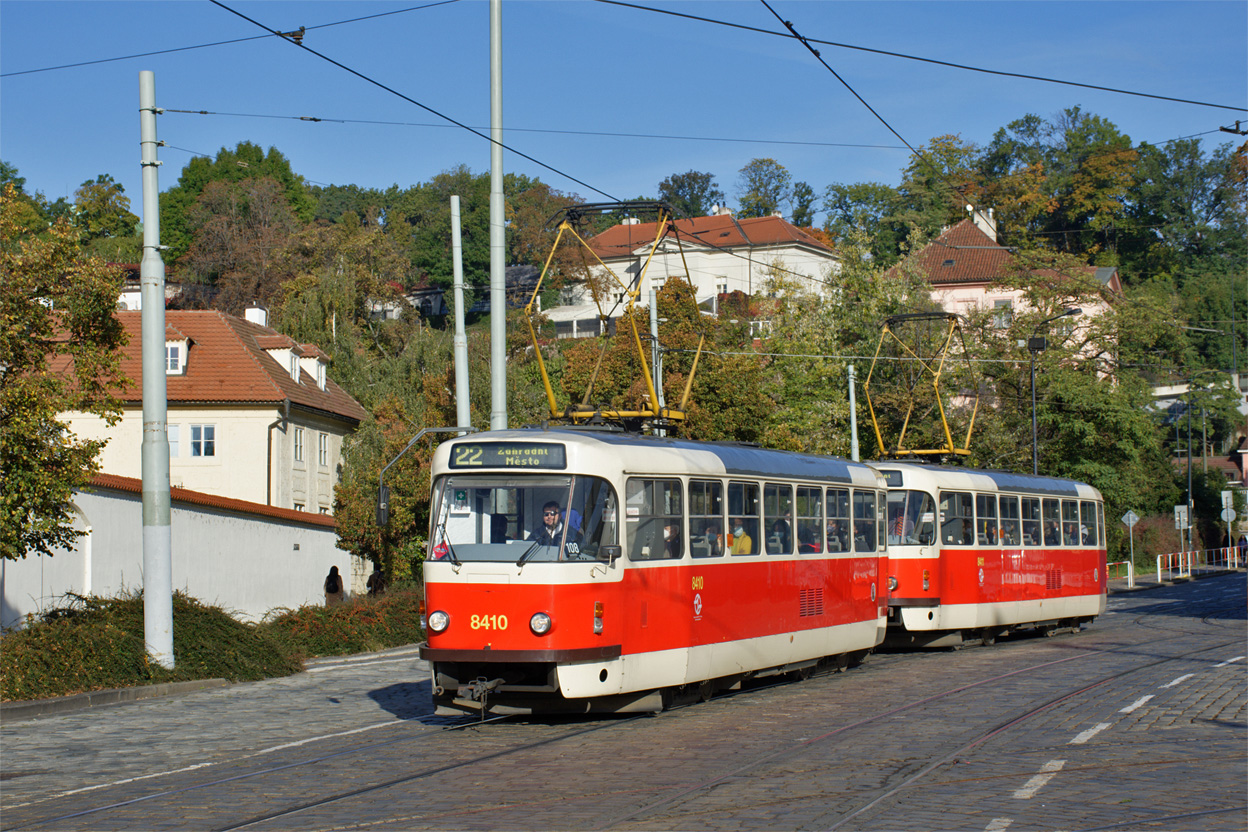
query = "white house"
xmin=1 ymin=474 xmax=366 ymax=627
xmin=546 ymin=211 xmax=840 ymax=337
xmin=63 ymin=310 xmax=369 ymax=515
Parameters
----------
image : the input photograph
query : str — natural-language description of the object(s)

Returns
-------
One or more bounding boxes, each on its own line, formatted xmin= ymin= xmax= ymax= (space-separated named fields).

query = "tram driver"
xmin=530 ymin=501 xmax=580 ymax=548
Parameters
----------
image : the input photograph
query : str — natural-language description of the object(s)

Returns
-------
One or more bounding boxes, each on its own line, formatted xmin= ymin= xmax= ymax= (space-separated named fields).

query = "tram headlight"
xmin=888 ymin=576 xmax=899 ymax=592
xmin=530 ymin=612 xmax=552 ymax=635
xmin=427 ymin=610 xmax=450 ymax=633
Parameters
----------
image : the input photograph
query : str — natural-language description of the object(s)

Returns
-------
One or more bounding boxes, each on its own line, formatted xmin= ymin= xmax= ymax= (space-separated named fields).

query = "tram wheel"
xmin=699 ymin=680 xmax=714 ymax=702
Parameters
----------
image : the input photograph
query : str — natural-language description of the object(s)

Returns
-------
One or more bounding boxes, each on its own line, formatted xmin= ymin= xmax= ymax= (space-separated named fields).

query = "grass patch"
xmin=1 ymin=586 xmax=426 ymax=702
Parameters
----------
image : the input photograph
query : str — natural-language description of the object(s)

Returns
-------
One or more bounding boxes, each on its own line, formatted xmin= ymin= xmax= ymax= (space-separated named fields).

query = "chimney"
xmin=244 ymin=305 xmax=269 ymax=327
xmin=966 ymin=205 xmax=998 ymax=242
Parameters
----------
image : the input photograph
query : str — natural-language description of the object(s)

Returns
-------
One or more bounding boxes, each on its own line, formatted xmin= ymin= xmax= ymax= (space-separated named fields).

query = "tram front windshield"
xmin=429 ymin=474 xmax=617 ymax=563
xmin=886 ymin=490 xmax=936 ymax=546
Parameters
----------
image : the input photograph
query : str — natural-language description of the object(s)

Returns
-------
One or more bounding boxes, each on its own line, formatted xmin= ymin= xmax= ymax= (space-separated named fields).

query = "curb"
xmin=0 ymin=677 xmax=231 ymax=724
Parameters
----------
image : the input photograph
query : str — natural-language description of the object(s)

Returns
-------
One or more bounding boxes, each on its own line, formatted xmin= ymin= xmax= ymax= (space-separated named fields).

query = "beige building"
xmin=64 ymin=310 xmax=368 ymax=515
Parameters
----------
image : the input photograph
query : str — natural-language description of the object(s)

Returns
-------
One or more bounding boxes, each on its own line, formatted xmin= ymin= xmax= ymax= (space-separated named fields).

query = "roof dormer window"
xmin=315 ymin=361 xmax=326 ymax=391
xmin=288 ymin=353 xmax=299 ymax=382
xmin=166 ymin=340 xmax=189 ymax=375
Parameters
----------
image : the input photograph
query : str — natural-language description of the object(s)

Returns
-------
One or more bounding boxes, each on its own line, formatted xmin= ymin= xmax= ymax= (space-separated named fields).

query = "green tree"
xmin=822 ymin=181 xmax=905 ymax=265
xmin=72 ymin=175 xmax=141 ymax=262
xmin=737 ymin=158 xmax=792 ymax=218
xmin=790 ymin=181 xmax=817 ymax=228
xmin=657 ymin=170 xmax=725 ymax=219
xmin=1 ymin=184 xmax=128 ymax=560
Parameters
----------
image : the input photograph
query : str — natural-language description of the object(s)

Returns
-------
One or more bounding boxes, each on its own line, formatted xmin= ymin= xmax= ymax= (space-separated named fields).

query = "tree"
xmin=657 ymin=170 xmax=725 ymax=219
xmin=737 ymin=158 xmax=792 ymax=218
xmin=72 ymin=175 xmax=141 ymax=262
xmin=1 ymin=184 xmax=128 ymax=560
xmin=822 ymin=181 xmax=906 ymax=265
xmin=182 ymin=177 xmax=300 ymax=313
xmin=790 ymin=181 xmax=817 ymax=228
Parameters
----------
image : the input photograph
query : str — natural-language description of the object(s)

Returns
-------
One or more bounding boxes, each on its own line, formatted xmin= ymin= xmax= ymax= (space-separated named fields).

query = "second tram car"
xmin=419 ymin=428 xmax=890 ymax=715
xmin=878 ymin=462 xmax=1107 ymax=647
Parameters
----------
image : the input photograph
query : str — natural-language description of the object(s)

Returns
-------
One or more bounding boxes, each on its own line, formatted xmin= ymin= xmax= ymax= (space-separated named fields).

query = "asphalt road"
xmin=2 ymin=573 xmax=1244 ymax=831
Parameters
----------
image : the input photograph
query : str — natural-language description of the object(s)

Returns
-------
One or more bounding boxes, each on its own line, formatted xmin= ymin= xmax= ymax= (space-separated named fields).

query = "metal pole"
xmin=1186 ymin=385 xmax=1193 ymax=542
xmin=848 ymin=364 xmax=859 ymax=462
xmin=450 ymin=196 xmax=470 ymax=434
xmin=1031 ymin=352 xmax=1038 ymax=475
xmin=488 ymin=0 xmax=507 ymax=431
xmin=139 ymin=71 xmax=173 ymax=669
xmin=650 ymin=288 xmax=664 ymax=436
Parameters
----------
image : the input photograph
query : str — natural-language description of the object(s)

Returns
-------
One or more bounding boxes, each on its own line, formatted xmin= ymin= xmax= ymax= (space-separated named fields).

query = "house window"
xmin=318 ymin=506 xmax=330 ymax=515
xmin=315 ymin=362 xmax=326 ymax=391
xmin=993 ymin=300 xmax=1013 ymax=329
xmin=168 ymin=424 xmax=180 ymax=458
xmin=716 ymin=281 xmax=728 ymax=295
xmin=289 ymin=354 xmax=299 ymax=381
xmin=294 ymin=502 xmax=305 ymax=512
xmin=190 ymin=424 xmax=215 ymax=457
xmin=294 ymin=427 xmax=304 ymax=462
xmin=166 ymin=344 xmax=182 ymax=373
xmin=318 ymin=433 xmax=329 ymax=467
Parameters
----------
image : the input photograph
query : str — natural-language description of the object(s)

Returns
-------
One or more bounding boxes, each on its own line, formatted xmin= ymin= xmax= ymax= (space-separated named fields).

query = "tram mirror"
xmin=377 ymin=485 xmax=390 ymax=527
xmin=598 ymin=545 xmax=621 ymax=565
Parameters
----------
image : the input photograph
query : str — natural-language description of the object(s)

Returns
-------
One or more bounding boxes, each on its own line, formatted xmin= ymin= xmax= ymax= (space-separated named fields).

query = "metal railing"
xmin=1107 ymin=560 xmax=1135 ymax=589
xmin=1155 ymin=547 xmax=1244 ymax=582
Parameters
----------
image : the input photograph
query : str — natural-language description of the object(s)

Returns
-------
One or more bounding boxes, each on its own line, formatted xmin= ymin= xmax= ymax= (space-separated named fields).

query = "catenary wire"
xmin=592 ymin=0 xmax=1247 ymax=113
xmin=0 ymin=1 xmax=462 ymax=78
xmin=207 ymin=0 xmax=619 ymax=202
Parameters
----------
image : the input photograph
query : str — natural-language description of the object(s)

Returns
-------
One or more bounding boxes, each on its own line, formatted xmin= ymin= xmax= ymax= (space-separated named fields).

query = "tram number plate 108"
xmin=471 ymin=614 xmax=509 ymax=630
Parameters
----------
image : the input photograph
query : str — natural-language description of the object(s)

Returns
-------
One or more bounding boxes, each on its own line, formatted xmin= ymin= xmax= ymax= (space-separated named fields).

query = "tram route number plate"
xmin=449 ymin=442 xmax=567 ymax=469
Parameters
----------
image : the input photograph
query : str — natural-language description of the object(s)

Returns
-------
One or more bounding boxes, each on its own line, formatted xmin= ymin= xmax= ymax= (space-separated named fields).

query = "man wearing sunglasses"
xmin=530 ymin=500 xmax=574 ymax=547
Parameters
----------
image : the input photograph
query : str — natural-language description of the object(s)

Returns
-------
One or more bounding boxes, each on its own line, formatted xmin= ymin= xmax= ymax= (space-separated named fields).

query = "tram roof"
xmin=874 ymin=461 xmax=1100 ymax=499
xmin=452 ymin=428 xmax=876 ymax=485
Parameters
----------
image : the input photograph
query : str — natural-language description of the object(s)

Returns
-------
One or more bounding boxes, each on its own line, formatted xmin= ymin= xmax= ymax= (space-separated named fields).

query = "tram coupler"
xmin=455 ymin=677 xmax=506 ymax=719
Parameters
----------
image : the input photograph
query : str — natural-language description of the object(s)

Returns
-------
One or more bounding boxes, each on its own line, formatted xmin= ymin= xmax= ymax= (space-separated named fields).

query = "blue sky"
xmin=2 ymin=0 xmax=1245 ymax=225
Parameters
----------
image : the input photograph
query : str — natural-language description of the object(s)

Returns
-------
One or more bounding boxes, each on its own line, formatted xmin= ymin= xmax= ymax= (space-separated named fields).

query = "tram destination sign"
xmin=449 ymin=442 xmax=567 ymax=470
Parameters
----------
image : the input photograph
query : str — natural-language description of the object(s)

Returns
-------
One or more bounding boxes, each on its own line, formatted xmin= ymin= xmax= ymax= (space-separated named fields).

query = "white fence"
xmin=1155 ymin=546 xmax=1244 ymax=583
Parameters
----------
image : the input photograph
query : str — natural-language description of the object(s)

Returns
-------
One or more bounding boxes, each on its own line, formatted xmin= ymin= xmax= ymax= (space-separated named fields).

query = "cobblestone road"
xmin=2 ymin=574 xmax=1243 ymax=831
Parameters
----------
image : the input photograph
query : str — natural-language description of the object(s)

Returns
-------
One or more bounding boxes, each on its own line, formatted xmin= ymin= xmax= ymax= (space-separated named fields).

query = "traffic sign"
xmin=1174 ymin=504 xmax=1189 ymax=530
xmin=1221 ymin=508 xmax=1237 ymax=523
xmin=1121 ymin=510 xmax=1139 ymax=529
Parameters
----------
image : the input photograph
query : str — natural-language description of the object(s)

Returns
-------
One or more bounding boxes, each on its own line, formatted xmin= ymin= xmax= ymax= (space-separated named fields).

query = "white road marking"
xmin=985 ymin=819 xmax=1013 ymax=831
xmin=1013 ymin=759 xmax=1066 ymax=799
xmin=1160 ymin=673 xmax=1194 ymax=688
xmin=1070 ymin=723 xmax=1111 ymax=745
xmin=1119 ymin=695 xmax=1154 ymax=713
xmin=250 ymin=720 xmax=398 ymax=755
xmin=1214 ymin=656 xmax=1245 ymax=668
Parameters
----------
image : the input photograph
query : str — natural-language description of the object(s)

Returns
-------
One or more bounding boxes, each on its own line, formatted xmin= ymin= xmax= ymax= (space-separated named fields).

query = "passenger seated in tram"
xmin=1001 ymin=520 xmax=1020 ymax=546
xmin=730 ymin=518 xmax=754 ymax=555
xmin=769 ymin=516 xmax=792 ymax=553
xmin=664 ymin=522 xmax=683 ymax=558
xmin=703 ymin=523 xmax=723 ymax=556
xmin=826 ymin=519 xmax=848 ymax=552
xmin=1044 ymin=520 xmax=1061 ymax=546
xmin=530 ymin=501 xmax=580 ymax=547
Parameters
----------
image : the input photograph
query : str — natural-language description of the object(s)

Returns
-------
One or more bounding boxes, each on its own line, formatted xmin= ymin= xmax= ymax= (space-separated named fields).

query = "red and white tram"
xmin=419 ymin=428 xmax=889 ymax=715
xmin=878 ymin=463 xmax=1107 ymax=647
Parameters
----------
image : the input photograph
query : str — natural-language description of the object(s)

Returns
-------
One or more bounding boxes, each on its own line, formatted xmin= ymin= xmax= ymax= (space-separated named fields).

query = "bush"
xmin=259 ymin=584 xmax=425 ymax=658
xmin=1 ymin=592 xmax=302 ymax=702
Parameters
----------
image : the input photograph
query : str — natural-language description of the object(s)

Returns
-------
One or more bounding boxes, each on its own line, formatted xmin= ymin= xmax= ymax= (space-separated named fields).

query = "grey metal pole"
xmin=1031 ymin=353 xmax=1038 ymax=475
xmin=847 ymin=364 xmax=859 ymax=462
xmin=488 ymin=0 xmax=507 ymax=431
xmin=650 ymin=289 xmax=664 ymax=436
xmin=139 ymin=71 xmax=173 ymax=669
xmin=450 ymin=196 xmax=470 ymax=434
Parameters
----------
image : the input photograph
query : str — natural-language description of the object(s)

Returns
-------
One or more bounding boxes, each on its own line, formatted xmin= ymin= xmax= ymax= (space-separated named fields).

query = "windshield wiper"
xmin=516 ymin=539 xmax=548 ymax=567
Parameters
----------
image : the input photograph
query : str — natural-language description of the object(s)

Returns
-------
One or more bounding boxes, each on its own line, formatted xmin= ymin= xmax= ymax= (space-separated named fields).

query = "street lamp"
xmin=1030 ymin=307 xmax=1082 ymax=475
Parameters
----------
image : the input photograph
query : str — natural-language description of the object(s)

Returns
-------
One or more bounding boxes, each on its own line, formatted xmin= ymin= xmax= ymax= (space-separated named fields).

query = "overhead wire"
xmin=0 ymin=1 xmax=462 ymax=78
xmin=206 ymin=0 xmax=619 ymax=202
xmin=592 ymin=0 xmax=1247 ymax=113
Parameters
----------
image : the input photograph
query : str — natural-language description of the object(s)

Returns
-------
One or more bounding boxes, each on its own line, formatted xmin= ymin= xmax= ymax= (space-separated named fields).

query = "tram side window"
xmin=888 ymin=490 xmax=935 ymax=545
xmin=569 ymin=476 xmax=618 ymax=558
xmin=796 ymin=486 xmax=823 ymax=553
xmin=940 ymin=491 xmax=974 ymax=546
xmin=728 ymin=481 xmax=760 ymax=555
xmin=1042 ymin=498 xmax=1062 ymax=546
xmin=626 ymin=478 xmax=683 ymax=560
xmin=999 ymin=495 xmax=1022 ymax=546
xmin=764 ymin=483 xmax=794 ymax=554
xmin=1062 ymin=500 xmax=1080 ymax=545
xmin=852 ymin=490 xmax=877 ymax=552
xmin=1097 ymin=503 xmax=1105 ymax=547
xmin=1080 ymin=501 xmax=1099 ymax=546
xmin=976 ymin=494 xmax=998 ymax=545
xmin=826 ymin=488 xmax=850 ymax=552
xmin=1021 ymin=497 xmax=1042 ymax=546
xmin=689 ymin=479 xmax=725 ymax=558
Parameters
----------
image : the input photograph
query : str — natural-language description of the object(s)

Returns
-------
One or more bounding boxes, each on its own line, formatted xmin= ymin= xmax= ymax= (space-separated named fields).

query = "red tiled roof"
xmin=87 ymin=472 xmax=338 ymax=528
xmin=110 ymin=311 xmax=368 ymax=423
xmin=588 ymin=215 xmax=835 ymax=261
xmin=891 ymin=219 xmax=1014 ymax=286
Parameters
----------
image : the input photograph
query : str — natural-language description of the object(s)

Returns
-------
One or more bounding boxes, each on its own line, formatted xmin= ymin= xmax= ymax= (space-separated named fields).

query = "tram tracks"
xmin=5 ymin=579 xmax=1242 ymax=831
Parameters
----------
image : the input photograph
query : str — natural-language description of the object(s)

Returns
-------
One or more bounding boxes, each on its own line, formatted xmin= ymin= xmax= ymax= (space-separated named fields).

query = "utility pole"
xmin=488 ymin=0 xmax=507 ymax=431
xmin=450 ymin=196 xmax=470 ymax=434
xmin=139 ymin=71 xmax=173 ymax=669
